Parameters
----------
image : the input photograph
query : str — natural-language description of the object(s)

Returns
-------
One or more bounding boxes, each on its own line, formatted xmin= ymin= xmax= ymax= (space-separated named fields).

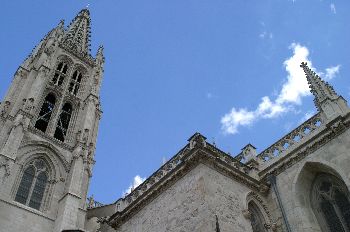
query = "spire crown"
xmin=63 ymin=9 xmax=91 ymax=55
xmin=300 ymin=62 xmax=338 ymax=110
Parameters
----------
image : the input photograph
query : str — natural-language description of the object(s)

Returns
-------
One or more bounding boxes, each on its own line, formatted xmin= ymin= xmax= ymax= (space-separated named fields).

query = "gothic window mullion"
xmin=46 ymin=98 xmax=64 ymax=136
xmin=51 ymin=62 xmax=68 ymax=87
xmin=25 ymin=169 xmax=39 ymax=206
xmin=312 ymin=174 xmax=350 ymax=232
xmin=332 ymin=199 xmax=350 ymax=232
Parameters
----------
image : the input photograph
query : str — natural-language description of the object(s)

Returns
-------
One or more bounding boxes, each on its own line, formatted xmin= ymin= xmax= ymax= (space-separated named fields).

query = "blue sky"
xmin=1 ymin=0 xmax=349 ymax=203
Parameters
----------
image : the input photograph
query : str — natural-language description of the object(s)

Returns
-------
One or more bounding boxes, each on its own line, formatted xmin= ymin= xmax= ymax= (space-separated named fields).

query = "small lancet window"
xmin=248 ymin=201 xmax=267 ymax=232
xmin=52 ymin=62 xmax=68 ymax=86
xmin=68 ymin=70 xmax=83 ymax=96
xmin=34 ymin=94 xmax=56 ymax=133
xmin=311 ymin=174 xmax=350 ymax=232
xmin=54 ymin=103 xmax=73 ymax=142
xmin=15 ymin=158 xmax=49 ymax=211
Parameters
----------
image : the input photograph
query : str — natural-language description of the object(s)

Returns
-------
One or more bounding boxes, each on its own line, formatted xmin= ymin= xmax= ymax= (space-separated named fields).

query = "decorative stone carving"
xmin=242 ymin=209 xmax=252 ymax=219
xmin=83 ymin=128 xmax=90 ymax=144
xmin=0 ymin=101 xmax=11 ymax=118
xmin=0 ymin=157 xmax=11 ymax=178
xmin=22 ymin=98 xmax=35 ymax=114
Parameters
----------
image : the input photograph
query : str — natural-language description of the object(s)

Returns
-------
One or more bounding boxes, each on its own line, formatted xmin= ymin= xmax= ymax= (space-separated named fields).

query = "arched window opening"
xmin=15 ymin=158 xmax=49 ymax=211
xmin=68 ymin=70 xmax=82 ymax=96
xmin=248 ymin=201 xmax=267 ymax=232
xmin=51 ymin=62 xmax=68 ymax=86
xmin=54 ymin=103 xmax=72 ymax=142
xmin=311 ymin=174 xmax=350 ymax=232
xmin=34 ymin=94 xmax=56 ymax=132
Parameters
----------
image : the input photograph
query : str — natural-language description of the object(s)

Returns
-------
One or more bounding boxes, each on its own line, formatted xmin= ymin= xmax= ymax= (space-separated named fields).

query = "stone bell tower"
xmin=0 ymin=9 xmax=104 ymax=232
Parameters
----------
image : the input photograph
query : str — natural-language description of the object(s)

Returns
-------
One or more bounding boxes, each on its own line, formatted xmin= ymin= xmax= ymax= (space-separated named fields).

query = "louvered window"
xmin=54 ymin=103 xmax=72 ymax=142
xmin=15 ymin=159 xmax=49 ymax=211
xmin=34 ymin=94 xmax=56 ymax=132
xmin=312 ymin=174 xmax=350 ymax=232
xmin=52 ymin=62 xmax=68 ymax=86
xmin=68 ymin=70 xmax=82 ymax=96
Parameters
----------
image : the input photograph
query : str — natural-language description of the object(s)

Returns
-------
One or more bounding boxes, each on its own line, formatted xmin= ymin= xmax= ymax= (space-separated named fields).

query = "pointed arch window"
xmin=15 ymin=158 xmax=49 ymax=211
xmin=68 ymin=70 xmax=82 ymax=96
xmin=248 ymin=201 xmax=268 ymax=232
xmin=34 ymin=94 xmax=56 ymax=132
xmin=52 ymin=62 xmax=68 ymax=86
xmin=54 ymin=103 xmax=72 ymax=142
xmin=311 ymin=174 xmax=350 ymax=232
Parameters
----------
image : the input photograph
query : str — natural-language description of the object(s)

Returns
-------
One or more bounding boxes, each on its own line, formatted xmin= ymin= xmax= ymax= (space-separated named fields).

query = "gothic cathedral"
xmin=1 ymin=9 xmax=350 ymax=232
xmin=0 ymin=9 xmax=103 ymax=232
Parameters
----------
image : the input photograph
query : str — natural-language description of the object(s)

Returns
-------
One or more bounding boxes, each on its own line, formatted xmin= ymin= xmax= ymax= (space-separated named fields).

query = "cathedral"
xmin=1 ymin=9 xmax=350 ymax=232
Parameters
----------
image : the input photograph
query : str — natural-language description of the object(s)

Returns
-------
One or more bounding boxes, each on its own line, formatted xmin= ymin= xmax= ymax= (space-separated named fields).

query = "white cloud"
xmin=122 ymin=175 xmax=145 ymax=196
xmin=324 ymin=65 xmax=340 ymax=80
xmin=221 ymin=43 xmax=340 ymax=135
xmin=221 ymin=108 xmax=255 ymax=134
xmin=330 ymin=3 xmax=336 ymax=14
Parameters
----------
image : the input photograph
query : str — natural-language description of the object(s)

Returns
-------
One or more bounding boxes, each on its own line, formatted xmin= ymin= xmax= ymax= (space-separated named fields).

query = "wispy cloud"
xmin=330 ymin=3 xmax=336 ymax=14
xmin=259 ymin=31 xmax=273 ymax=39
xmin=259 ymin=21 xmax=273 ymax=40
xmin=221 ymin=43 xmax=341 ymax=135
xmin=122 ymin=175 xmax=145 ymax=196
xmin=299 ymin=110 xmax=315 ymax=123
xmin=324 ymin=65 xmax=340 ymax=80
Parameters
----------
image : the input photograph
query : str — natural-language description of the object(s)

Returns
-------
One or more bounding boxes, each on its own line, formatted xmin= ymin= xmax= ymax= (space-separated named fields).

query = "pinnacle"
xmin=63 ymin=8 xmax=92 ymax=54
xmin=300 ymin=62 xmax=338 ymax=110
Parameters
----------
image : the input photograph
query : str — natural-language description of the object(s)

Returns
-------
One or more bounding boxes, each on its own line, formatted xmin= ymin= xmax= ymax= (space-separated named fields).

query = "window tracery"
xmin=15 ymin=158 xmax=49 ymax=211
xmin=68 ymin=70 xmax=82 ymax=96
xmin=51 ymin=62 xmax=68 ymax=86
xmin=54 ymin=103 xmax=73 ymax=142
xmin=34 ymin=94 xmax=56 ymax=133
xmin=311 ymin=173 xmax=350 ymax=232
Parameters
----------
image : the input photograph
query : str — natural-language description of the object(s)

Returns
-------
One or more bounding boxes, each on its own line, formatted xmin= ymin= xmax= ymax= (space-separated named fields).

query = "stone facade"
xmin=1 ymin=8 xmax=350 ymax=232
xmin=0 ymin=9 xmax=104 ymax=232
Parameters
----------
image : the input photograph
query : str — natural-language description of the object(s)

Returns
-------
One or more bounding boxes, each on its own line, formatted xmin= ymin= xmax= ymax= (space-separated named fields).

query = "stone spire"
xmin=300 ymin=62 xmax=349 ymax=120
xmin=63 ymin=9 xmax=91 ymax=54
xmin=300 ymin=62 xmax=338 ymax=110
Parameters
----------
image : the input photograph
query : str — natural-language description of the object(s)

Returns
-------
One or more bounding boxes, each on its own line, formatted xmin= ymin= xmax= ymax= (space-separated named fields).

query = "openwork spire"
xmin=63 ymin=9 xmax=91 ymax=54
xmin=300 ymin=62 xmax=339 ymax=110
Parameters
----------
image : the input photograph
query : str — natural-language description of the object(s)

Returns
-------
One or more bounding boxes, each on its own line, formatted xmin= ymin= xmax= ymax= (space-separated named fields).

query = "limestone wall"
xmin=0 ymin=199 xmax=54 ymax=232
xmin=112 ymin=164 xmax=255 ymax=232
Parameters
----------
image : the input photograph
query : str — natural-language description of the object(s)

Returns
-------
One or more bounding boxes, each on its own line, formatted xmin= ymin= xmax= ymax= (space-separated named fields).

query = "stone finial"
xmin=188 ymin=132 xmax=207 ymax=149
xmin=96 ymin=46 xmax=105 ymax=65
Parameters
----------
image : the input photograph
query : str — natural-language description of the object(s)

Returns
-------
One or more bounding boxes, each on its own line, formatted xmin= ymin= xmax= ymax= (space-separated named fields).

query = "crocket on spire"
xmin=63 ymin=9 xmax=91 ymax=54
xmin=300 ymin=62 xmax=339 ymax=110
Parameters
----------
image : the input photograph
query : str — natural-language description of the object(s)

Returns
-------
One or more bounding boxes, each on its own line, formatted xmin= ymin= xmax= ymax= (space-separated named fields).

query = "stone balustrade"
xmin=257 ymin=113 xmax=323 ymax=163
